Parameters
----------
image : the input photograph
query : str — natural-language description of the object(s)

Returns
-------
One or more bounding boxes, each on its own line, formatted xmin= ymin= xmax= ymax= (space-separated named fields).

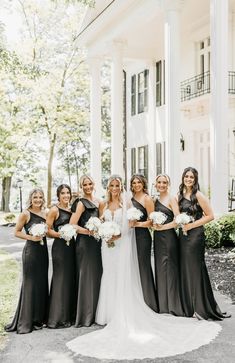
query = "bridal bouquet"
xmin=85 ymin=217 xmax=102 ymax=240
xmin=149 ymin=211 xmax=167 ymax=225
xmin=59 ymin=224 xmax=76 ymax=246
xmin=126 ymin=207 xmax=143 ymax=221
xmin=98 ymin=221 xmax=121 ymax=248
xmin=175 ymin=213 xmax=194 ymax=236
xmin=29 ymin=222 xmax=48 ymax=245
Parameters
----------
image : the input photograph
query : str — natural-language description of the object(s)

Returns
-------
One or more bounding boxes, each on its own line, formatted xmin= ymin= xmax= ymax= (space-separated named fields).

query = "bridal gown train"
xmin=66 ymin=206 xmax=222 ymax=360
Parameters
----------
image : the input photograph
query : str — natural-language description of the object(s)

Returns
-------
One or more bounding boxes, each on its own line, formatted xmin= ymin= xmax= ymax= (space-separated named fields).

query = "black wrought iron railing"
xmin=181 ymin=71 xmax=235 ymax=101
xmin=181 ymin=71 xmax=210 ymax=101
xmin=228 ymin=71 xmax=235 ymax=94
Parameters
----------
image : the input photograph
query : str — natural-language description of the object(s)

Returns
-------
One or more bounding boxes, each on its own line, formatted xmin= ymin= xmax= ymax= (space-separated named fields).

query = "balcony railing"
xmin=181 ymin=71 xmax=235 ymax=101
xmin=181 ymin=71 xmax=210 ymax=101
xmin=228 ymin=71 xmax=235 ymax=94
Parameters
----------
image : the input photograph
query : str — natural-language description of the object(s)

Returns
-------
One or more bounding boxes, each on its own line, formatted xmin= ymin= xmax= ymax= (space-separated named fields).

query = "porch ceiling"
xmin=77 ymin=0 xmax=230 ymax=60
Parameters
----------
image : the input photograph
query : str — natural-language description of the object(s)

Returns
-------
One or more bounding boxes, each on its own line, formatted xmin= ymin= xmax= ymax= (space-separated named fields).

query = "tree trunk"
xmin=1 ymin=176 xmax=12 ymax=212
xmin=65 ymin=143 xmax=72 ymax=188
xmin=47 ymin=133 xmax=56 ymax=207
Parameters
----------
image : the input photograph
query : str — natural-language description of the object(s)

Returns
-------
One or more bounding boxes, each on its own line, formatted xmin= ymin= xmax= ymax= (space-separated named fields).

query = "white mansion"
xmin=77 ymin=0 xmax=235 ymax=214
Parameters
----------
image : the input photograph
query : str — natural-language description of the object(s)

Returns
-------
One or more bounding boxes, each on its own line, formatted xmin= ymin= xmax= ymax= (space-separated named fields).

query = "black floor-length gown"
xmin=131 ymin=198 xmax=158 ymax=312
xmin=5 ymin=212 xmax=49 ymax=334
xmin=74 ymin=198 xmax=102 ymax=327
xmin=179 ymin=198 xmax=225 ymax=320
xmin=153 ymin=200 xmax=183 ymax=316
xmin=47 ymin=207 xmax=76 ymax=328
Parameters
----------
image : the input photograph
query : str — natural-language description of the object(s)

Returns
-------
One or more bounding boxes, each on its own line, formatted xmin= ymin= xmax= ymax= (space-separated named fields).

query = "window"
xmin=131 ymin=75 xmax=136 ymax=116
xmin=197 ymin=37 xmax=210 ymax=75
xmin=138 ymin=70 xmax=149 ymax=113
xmin=156 ymin=61 xmax=165 ymax=107
xmin=138 ymin=145 xmax=148 ymax=179
xmin=131 ymin=148 xmax=136 ymax=175
xmin=156 ymin=142 xmax=165 ymax=175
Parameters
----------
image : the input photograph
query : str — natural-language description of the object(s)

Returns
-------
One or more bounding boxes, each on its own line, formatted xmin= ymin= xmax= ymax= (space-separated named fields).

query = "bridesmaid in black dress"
xmin=70 ymin=175 xmax=103 ymax=327
xmin=177 ymin=167 xmax=230 ymax=320
xmin=153 ymin=174 xmax=183 ymax=316
xmin=5 ymin=188 xmax=49 ymax=334
xmin=129 ymin=174 xmax=158 ymax=312
xmin=46 ymin=184 xmax=76 ymax=328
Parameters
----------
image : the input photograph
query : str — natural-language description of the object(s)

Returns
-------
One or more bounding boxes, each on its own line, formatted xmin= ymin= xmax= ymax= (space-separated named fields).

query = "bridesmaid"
xmin=153 ymin=174 xmax=183 ymax=316
xmin=129 ymin=174 xmax=158 ymax=312
xmin=177 ymin=167 xmax=230 ymax=320
xmin=46 ymin=184 xmax=76 ymax=328
xmin=70 ymin=175 xmax=103 ymax=327
xmin=5 ymin=188 xmax=49 ymax=334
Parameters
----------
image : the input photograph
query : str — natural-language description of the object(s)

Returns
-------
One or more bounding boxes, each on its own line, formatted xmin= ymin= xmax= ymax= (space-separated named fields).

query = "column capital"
xmin=110 ymin=39 xmax=127 ymax=57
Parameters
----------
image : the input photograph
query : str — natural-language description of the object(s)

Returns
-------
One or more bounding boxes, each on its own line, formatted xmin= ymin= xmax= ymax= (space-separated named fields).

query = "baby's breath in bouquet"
xmin=85 ymin=217 xmax=102 ymax=240
xmin=175 ymin=213 xmax=194 ymax=236
xmin=98 ymin=221 xmax=121 ymax=248
xmin=59 ymin=224 xmax=76 ymax=246
xmin=29 ymin=222 xmax=48 ymax=245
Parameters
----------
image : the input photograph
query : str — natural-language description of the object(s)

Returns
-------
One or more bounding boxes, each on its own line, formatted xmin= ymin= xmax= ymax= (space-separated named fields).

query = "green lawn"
xmin=0 ymin=250 xmax=19 ymax=347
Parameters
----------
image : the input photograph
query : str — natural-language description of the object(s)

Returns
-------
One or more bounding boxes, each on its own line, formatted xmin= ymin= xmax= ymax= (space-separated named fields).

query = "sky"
xmin=0 ymin=4 xmax=22 ymax=47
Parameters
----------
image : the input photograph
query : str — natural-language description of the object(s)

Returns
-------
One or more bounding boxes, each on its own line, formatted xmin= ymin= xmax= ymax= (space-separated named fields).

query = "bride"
xmin=67 ymin=175 xmax=222 ymax=360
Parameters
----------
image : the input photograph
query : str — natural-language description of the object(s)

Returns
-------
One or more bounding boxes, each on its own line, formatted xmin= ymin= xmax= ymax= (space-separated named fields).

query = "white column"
xmin=210 ymin=0 xmax=228 ymax=214
xmin=88 ymin=56 xmax=103 ymax=197
xmin=146 ymin=60 xmax=156 ymax=185
xmin=111 ymin=40 xmax=124 ymax=177
xmin=163 ymin=0 xmax=182 ymax=194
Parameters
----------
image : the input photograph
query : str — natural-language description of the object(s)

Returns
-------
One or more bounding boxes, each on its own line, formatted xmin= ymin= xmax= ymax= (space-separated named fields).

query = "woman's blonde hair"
xmin=155 ymin=173 xmax=171 ymax=186
xmin=105 ymin=175 xmax=123 ymax=207
xmin=79 ymin=174 xmax=95 ymax=196
xmin=26 ymin=188 xmax=46 ymax=209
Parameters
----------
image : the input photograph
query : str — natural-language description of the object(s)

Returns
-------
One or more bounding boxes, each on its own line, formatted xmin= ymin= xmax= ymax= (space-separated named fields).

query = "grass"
xmin=0 ymin=249 xmax=19 ymax=348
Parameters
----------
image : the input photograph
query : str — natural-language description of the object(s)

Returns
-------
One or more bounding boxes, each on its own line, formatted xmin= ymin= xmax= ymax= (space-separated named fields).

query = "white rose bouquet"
xmin=126 ymin=207 xmax=143 ymax=221
xmin=149 ymin=211 xmax=167 ymax=225
xmin=98 ymin=221 xmax=121 ymax=248
xmin=85 ymin=217 xmax=102 ymax=240
xmin=29 ymin=222 xmax=48 ymax=245
xmin=59 ymin=224 xmax=77 ymax=246
xmin=175 ymin=213 xmax=194 ymax=236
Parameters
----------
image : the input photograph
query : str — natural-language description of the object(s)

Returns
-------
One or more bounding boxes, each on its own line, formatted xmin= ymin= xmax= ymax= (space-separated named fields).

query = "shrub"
xmin=4 ymin=213 xmax=16 ymax=223
xmin=217 ymin=214 xmax=235 ymax=246
xmin=205 ymin=221 xmax=222 ymax=248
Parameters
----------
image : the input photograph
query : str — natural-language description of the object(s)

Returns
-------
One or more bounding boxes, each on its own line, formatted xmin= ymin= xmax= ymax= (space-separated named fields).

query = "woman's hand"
xmin=153 ymin=224 xmax=166 ymax=231
xmin=182 ymin=223 xmax=193 ymax=233
xmin=31 ymin=235 xmax=44 ymax=242
xmin=129 ymin=220 xmax=137 ymax=228
xmin=108 ymin=234 xmax=121 ymax=242
xmin=106 ymin=234 xmax=121 ymax=247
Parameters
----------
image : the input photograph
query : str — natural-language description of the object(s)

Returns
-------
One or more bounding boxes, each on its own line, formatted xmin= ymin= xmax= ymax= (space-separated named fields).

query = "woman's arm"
xmin=98 ymin=200 xmax=105 ymax=218
xmin=46 ymin=206 xmax=60 ymax=238
xmin=153 ymin=196 xmax=178 ymax=231
xmin=69 ymin=201 xmax=91 ymax=235
xmin=183 ymin=191 xmax=214 ymax=232
xmin=15 ymin=211 xmax=42 ymax=242
xmin=131 ymin=196 xmax=154 ymax=228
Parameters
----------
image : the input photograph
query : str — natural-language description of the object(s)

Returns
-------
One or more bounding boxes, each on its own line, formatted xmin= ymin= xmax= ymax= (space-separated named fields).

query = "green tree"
xmin=13 ymin=0 xmax=90 ymax=205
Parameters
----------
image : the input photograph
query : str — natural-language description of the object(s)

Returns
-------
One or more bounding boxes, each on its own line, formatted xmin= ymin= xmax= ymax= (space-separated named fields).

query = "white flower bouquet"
xmin=85 ymin=217 xmax=102 ymax=240
xmin=175 ymin=213 xmax=194 ymax=236
xmin=126 ymin=207 xmax=143 ymax=221
xmin=149 ymin=211 xmax=167 ymax=225
xmin=98 ymin=221 xmax=121 ymax=248
xmin=59 ymin=224 xmax=76 ymax=246
xmin=29 ymin=222 xmax=48 ymax=245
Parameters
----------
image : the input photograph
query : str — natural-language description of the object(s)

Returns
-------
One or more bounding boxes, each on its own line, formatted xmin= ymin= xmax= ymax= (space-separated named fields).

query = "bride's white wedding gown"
xmin=66 ymin=206 xmax=222 ymax=360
